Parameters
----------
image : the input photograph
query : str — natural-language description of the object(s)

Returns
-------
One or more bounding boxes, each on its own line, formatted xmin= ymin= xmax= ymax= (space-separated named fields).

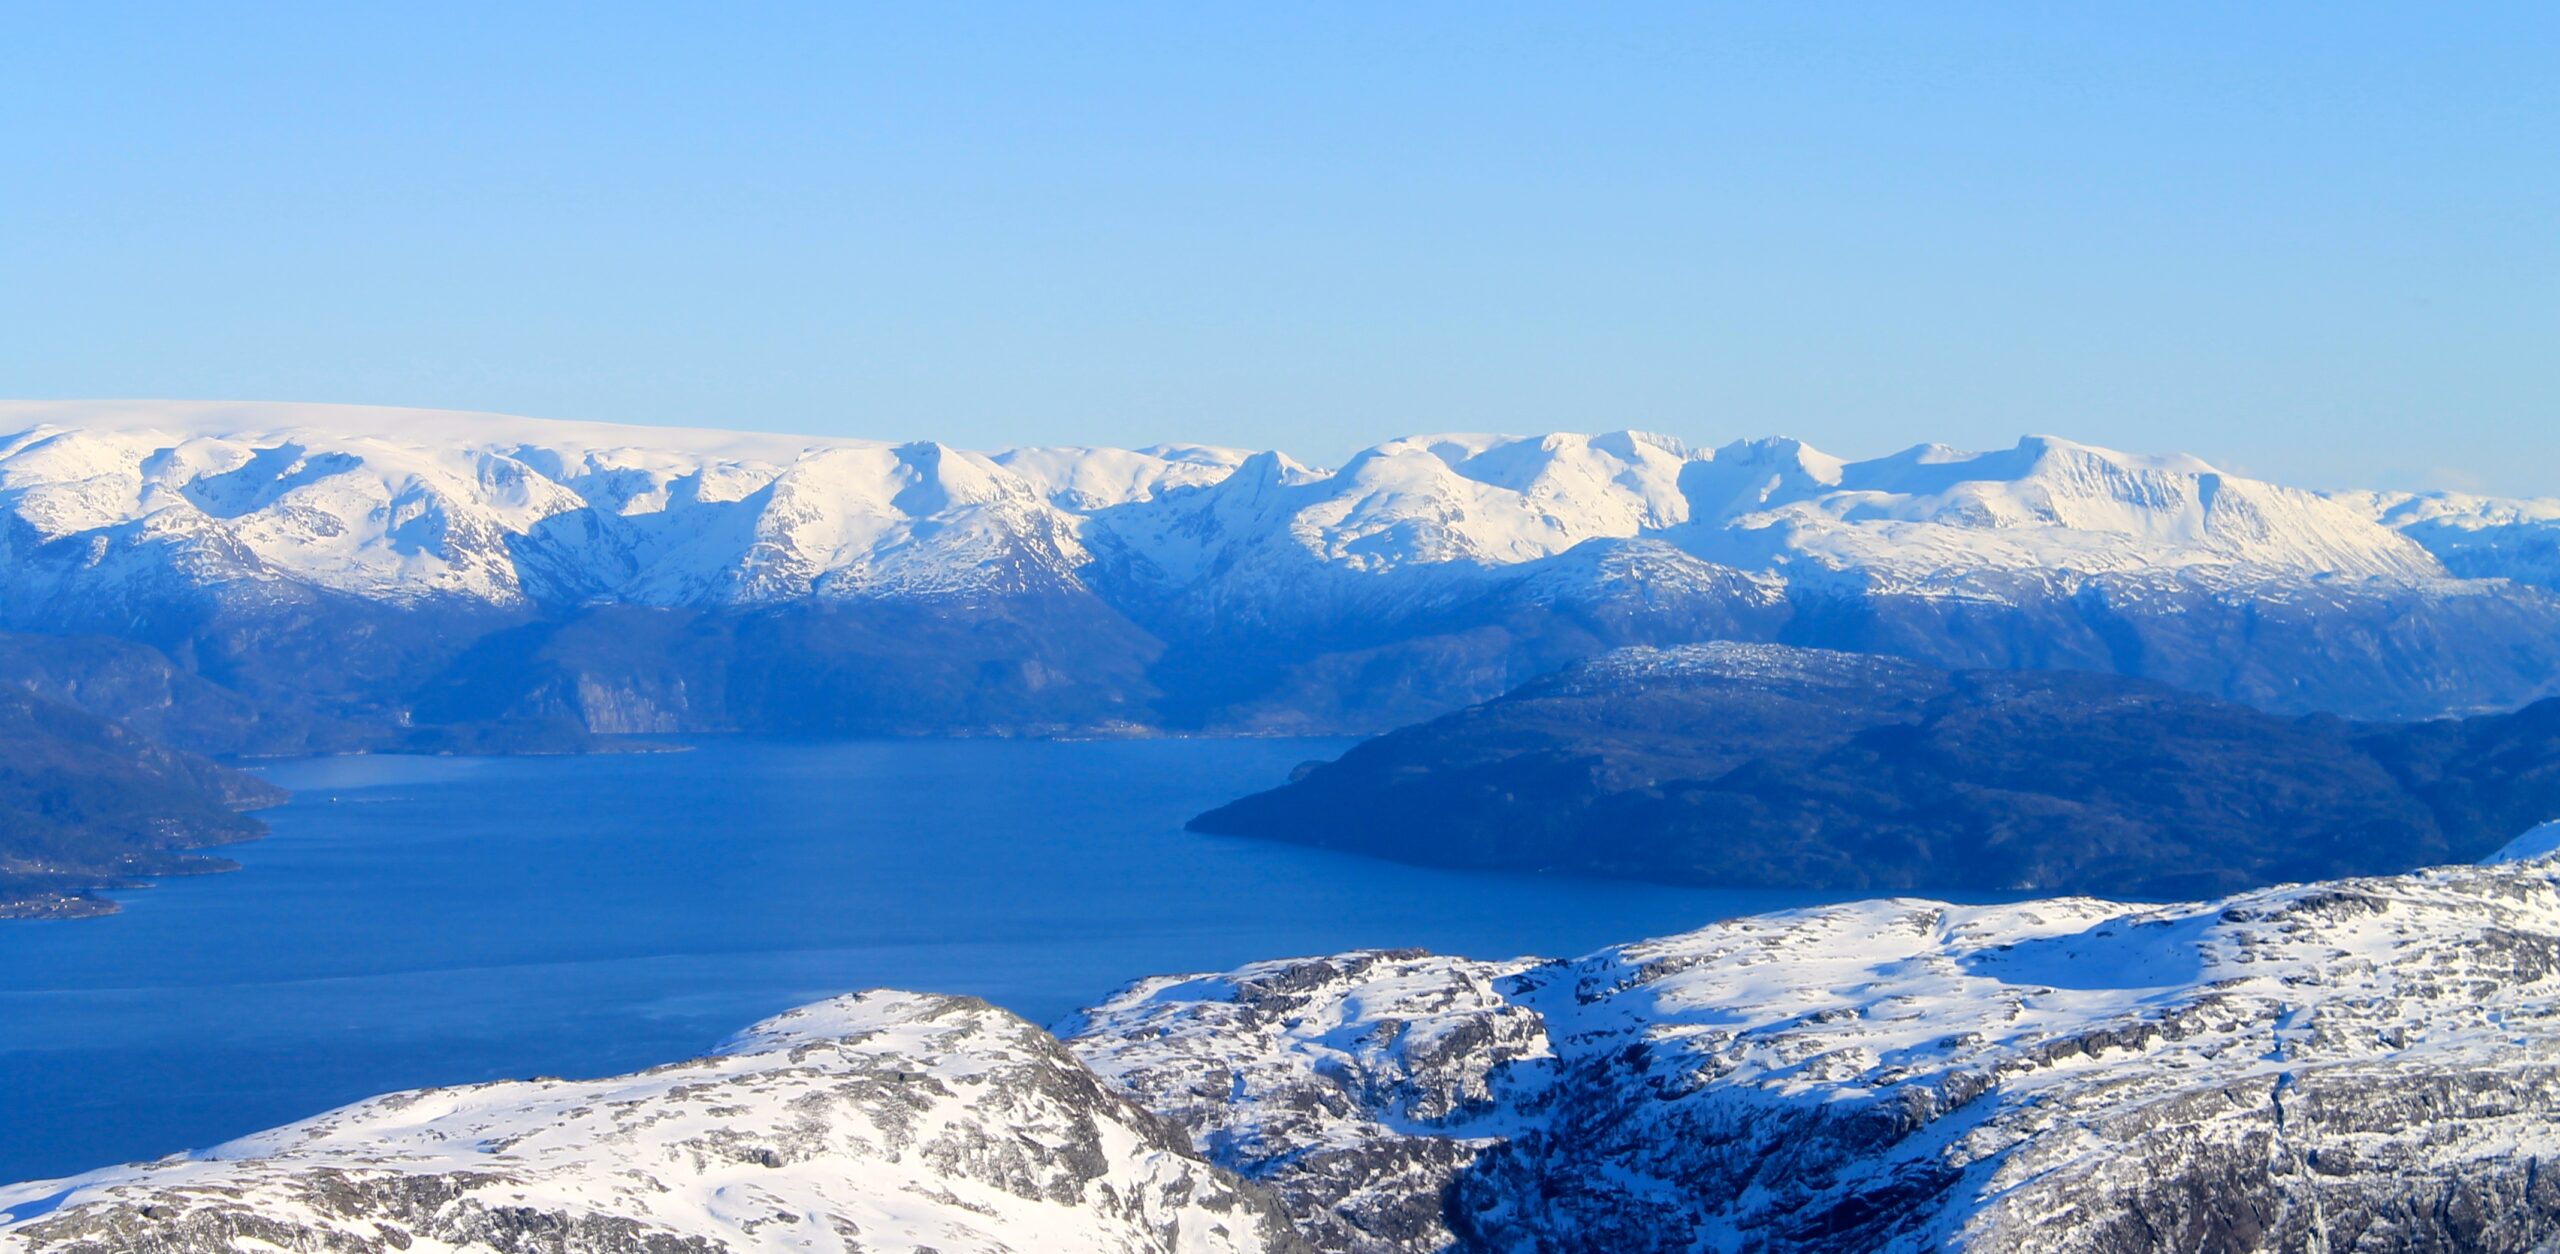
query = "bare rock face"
xmin=1064 ymin=860 xmax=2560 ymax=1253
xmin=0 ymin=992 xmax=1310 ymax=1254
xmin=1063 ymin=950 xmax=1550 ymax=1254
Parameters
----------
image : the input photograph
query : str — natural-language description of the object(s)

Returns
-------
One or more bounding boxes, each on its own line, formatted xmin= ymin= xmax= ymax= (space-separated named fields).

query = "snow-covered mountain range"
xmin=0 ymin=400 xmax=2487 ymax=613
xmin=3 ymin=399 xmax=2558 ymax=743
xmin=2336 ymin=488 xmax=2560 ymax=591
xmin=20 ymin=852 xmax=2560 ymax=1252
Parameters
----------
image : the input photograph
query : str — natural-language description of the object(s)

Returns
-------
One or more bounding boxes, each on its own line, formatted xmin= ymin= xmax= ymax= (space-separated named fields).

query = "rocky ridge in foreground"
xmin=0 ymin=992 xmax=1309 ymax=1254
xmin=18 ymin=857 xmax=2560 ymax=1250
xmin=1072 ymin=854 xmax=2560 ymax=1252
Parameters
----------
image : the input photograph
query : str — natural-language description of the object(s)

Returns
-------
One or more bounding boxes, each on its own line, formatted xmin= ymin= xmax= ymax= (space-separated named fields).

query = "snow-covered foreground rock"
xmin=19 ymin=861 xmax=2560 ymax=1250
xmin=1069 ymin=858 xmax=2560 ymax=1252
xmin=0 ymin=992 xmax=1308 ymax=1254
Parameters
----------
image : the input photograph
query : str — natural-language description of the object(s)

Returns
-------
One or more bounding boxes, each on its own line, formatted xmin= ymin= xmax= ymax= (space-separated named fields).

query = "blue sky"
xmin=4 ymin=4 xmax=2553 ymax=492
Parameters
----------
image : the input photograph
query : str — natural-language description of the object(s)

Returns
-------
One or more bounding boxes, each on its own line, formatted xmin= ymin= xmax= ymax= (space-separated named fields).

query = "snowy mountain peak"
xmin=1671 ymin=431 xmax=2446 ymax=588
xmin=2335 ymin=487 xmax=2560 ymax=590
xmin=992 ymin=443 xmax=1258 ymax=510
xmin=1227 ymin=447 xmax=1321 ymax=492
xmin=0 ymin=400 xmax=2497 ymax=631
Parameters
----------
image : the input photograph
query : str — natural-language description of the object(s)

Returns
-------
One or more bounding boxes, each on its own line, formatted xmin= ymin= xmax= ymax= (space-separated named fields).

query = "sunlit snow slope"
xmin=2 ymin=399 xmax=2555 ymax=735
xmin=0 ymin=400 xmax=2458 ymax=613
xmin=0 ymin=991 xmax=1307 ymax=1254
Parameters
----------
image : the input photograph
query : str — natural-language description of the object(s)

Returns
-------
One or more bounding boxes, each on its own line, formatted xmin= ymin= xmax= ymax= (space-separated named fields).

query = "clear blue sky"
xmin=4 ymin=4 xmax=2553 ymax=492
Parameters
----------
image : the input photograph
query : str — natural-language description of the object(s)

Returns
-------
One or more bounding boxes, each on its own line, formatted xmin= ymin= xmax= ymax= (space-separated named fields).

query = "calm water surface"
xmin=0 ymin=737 xmax=1864 ymax=1183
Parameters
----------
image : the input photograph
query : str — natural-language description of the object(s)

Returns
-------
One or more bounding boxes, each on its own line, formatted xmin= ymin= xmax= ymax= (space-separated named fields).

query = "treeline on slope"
xmin=0 ymin=688 xmax=287 ymax=918
xmin=11 ymin=562 xmax=2560 ymax=759
xmin=1189 ymin=643 xmax=2560 ymax=899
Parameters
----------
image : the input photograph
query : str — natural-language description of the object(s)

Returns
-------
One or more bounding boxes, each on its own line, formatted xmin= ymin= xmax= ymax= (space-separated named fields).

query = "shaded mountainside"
xmin=1193 ymin=643 xmax=2560 ymax=898
xmin=6 ymin=402 xmax=2560 ymax=748
xmin=408 ymin=594 xmax=1165 ymax=738
xmin=0 ymin=689 xmax=286 ymax=918
xmin=0 ymin=631 xmax=309 ymax=754
xmin=0 ymin=616 xmax=627 ymax=758
xmin=23 ymin=859 xmax=2560 ymax=1250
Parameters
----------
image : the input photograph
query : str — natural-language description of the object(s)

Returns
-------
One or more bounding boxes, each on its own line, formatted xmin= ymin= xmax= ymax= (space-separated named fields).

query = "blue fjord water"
xmin=0 ymin=736 xmax=1858 ymax=1184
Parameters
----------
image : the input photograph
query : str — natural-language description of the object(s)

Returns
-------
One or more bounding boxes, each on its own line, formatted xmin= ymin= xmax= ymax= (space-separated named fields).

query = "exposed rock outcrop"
xmin=1069 ymin=858 xmax=2560 ymax=1252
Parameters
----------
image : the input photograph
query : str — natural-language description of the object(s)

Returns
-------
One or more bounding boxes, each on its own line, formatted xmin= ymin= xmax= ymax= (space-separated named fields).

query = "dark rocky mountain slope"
xmin=0 ymin=689 xmax=287 ymax=918
xmin=1193 ymin=642 xmax=2560 ymax=897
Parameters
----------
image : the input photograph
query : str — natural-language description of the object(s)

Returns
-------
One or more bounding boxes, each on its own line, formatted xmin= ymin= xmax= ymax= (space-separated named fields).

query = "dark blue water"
xmin=0 ymin=737 xmax=1857 ymax=1184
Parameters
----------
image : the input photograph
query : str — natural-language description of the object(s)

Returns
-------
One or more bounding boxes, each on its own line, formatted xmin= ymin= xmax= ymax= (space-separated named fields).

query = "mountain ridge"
xmin=1068 ymin=853 xmax=2560 ymax=1252
xmin=6 ymin=399 xmax=2560 ymax=749
xmin=0 ymin=400 xmax=2482 ymax=611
